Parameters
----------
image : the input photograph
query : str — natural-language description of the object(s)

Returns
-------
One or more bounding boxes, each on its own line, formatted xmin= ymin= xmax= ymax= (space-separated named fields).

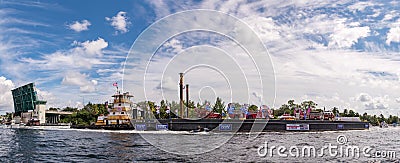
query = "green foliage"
xmin=49 ymin=107 xmax=59 ymax=111
xmin=332 ymin=107 xmax=339 ymax=115
xmin=300 ymin=100 xmax=317 ymax=109
xmin=213 ymin=97 xmax=225 ymax=114
xmin=59 ymin=103 xmax=108 ymax=125
xmin=144 ymin=100 xmax=179 ymax=119
xmin=62 ymin=107 xmax=78 ymax=112
xmin=6 ymin=112 xmax=12 ymax=121
xmin=248 ymin=105 xmax=258 ymax=112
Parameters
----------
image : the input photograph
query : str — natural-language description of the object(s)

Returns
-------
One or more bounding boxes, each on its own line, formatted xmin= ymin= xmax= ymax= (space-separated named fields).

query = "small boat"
xmin=190 ymin=126 xmax=210 ymax=133
xmin=380 ymin=121 xmax=388 ymax=128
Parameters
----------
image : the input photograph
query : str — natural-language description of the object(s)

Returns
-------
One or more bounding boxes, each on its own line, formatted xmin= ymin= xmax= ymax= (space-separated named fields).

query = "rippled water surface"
xmin=0 ymin=127 xmax=399 ymax=162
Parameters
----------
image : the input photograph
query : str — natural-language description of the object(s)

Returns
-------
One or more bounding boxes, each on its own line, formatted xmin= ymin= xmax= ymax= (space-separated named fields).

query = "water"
xmin=0 ymin=127 xmax=399 ymax=162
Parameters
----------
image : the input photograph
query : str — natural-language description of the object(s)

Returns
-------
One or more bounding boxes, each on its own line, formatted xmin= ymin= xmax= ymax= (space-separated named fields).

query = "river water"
xmin=0 ymin=126 xmax=399 ymax=162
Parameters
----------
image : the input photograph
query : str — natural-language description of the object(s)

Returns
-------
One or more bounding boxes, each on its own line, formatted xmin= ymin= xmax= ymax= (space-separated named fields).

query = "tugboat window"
xmin=113 ymin=112 xmax=115 ymax=115
xmin=121 ymin=112 xmax=124 ymax=114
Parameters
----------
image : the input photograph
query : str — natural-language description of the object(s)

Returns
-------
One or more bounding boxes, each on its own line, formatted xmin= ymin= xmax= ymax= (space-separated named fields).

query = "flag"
xmin=113 ymin=82 xmax=118 ymax=87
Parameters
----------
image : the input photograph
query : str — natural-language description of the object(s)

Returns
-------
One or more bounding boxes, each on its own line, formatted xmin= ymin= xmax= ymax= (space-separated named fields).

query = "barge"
xmin=129 ymin=118 xmax=369 ymax=132
xmin=73 ymin=118 xmax=369 ymax=132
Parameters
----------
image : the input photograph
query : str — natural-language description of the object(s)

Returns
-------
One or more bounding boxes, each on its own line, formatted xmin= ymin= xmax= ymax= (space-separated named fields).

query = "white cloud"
xmin=22 ymin=37 xmax=109 ymax=70
xmin=35 ymin=88 xmax=57 ymax=109
xmin=156 ymin=76 xmax=177 ymax=91
xmin=358 ymin=93 xmax=371 ymax=102
xmin=91 ymin=80 xmax=98 ymax=85
xmin=396 ymin=98 xmax=400 ymax=103
xmin=356 ymin=93 xmax=390 ymax=110
xmin=61 ymin=72 xmax=98 ymax=93
xmin=0 ymin=76 xmax=15 ymax=113
xmin=386 ymin=27 xmax=400 ymax=45
xmin=347 ymin=1 xmax=374 ymax=12
xmin=242 ymin=16 xmax=281 ymax=42
xmin=105 ymin=11 xmax=130 ymax=34
xmin=163 ymin=39 xmax=183 ymax=54
xmin=329 ymin=24 xmax=370 ymax=48
xmin=73 ymin=37 xmax=108 ymax=56
xmin=68 ymin=20 xmax=91 ymax=32
xmin=383 ymin=14 xmax=394 ymax=21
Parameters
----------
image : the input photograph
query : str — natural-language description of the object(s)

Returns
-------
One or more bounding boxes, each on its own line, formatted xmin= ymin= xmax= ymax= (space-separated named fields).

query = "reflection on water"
xmin=0 ymin=127 xmax=399 ymax=162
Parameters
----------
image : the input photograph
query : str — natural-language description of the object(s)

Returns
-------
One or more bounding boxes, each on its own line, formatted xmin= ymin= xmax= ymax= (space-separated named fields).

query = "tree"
xmin=300 ymin=101 xmax=317 ymax=109
xmin=278 ymin=104 xmax=291 ymax=115
xmin=6 ymin=112 xmax=12 ymax=121
xmin=348 ymin=110 xmax=356 ymax=117
xmin=379 ymin=114 xmax=385 ymax=123
xmin=213 ymin=97 xmax=225 ymax=114
xmin=341 ymin=109 xmax=348 ymax=117
xmin=49 ymin=107 xmax=59 ymax=111
xmin=332 ymin=107 xmax=339 ymax=115
xmin=62 ymin=107 xmax=78 ymax=112
xmin=249 ymin=105 xmax=258 ymax=112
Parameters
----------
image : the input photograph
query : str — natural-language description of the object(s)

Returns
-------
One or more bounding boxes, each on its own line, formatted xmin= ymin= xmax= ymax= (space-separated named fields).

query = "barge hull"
xmin=164 ymin=119 xmax=369 ymax=132
xmin=71 ymin=119 xmax=369 ymax=131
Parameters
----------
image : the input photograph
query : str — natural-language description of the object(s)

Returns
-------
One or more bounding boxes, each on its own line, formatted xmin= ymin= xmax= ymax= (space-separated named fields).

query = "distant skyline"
xmin=0 ymin=0 xmax=399 ymax=116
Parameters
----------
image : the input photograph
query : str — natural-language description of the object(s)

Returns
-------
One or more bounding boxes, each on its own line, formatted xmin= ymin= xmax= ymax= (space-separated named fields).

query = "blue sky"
xmin=0 ymin=0 xmax=399 ymax=116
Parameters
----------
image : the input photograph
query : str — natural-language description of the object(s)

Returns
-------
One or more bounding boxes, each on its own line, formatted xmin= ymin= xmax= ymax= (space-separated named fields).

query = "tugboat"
xmin=92 ymin=91 xmax=137 ymax=130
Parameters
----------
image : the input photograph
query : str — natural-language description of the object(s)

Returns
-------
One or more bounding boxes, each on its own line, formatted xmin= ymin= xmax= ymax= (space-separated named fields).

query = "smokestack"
xmin=179 ymin=73 xmax=184 ymax=118
xmin=186 ymin=84 xmax=189 ymax=118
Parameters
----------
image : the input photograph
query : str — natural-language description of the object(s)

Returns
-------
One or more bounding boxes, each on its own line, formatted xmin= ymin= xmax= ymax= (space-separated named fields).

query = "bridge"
xmin=45 ymin=110 xmax=73 ymax=124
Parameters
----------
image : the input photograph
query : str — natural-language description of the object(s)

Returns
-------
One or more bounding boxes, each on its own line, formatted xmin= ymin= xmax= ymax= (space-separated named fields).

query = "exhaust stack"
xmin=179 ymin=73 xmax=184 ymax=118
xmin=186 ymin=84 xmax=189 ymax=118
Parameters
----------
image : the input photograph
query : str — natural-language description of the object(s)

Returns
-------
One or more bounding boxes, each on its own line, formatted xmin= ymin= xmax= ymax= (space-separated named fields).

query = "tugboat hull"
xmin=71 ymin=124 xmax=134 ymax=130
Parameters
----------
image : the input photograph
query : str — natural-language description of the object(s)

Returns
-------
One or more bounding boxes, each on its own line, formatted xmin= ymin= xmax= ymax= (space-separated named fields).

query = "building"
xmin=11 ymin=83 xmax=47 ymax=124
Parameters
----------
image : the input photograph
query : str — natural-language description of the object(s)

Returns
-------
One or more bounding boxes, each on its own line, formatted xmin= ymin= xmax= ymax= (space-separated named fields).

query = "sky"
xmin=0 ymin=0 xmax=399 ymax=116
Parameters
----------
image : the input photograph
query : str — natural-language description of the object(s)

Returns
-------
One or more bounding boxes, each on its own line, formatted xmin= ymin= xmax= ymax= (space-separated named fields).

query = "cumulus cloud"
xmin=242 ymin=16 xmax=281 ymax=42
xmin=347 ymin=1 xmax=374 ymax=12
xmin=383 ymin=14 xmax=394 ymax=21
xmin=105 ymin=11 xmax=130 ymax=34
xmin=329 ymin=24 xmax=370 ymax=48
xmin=358 ymin=93 xmax=371 ymax=102
xmin=396 ymin=98 xmax=400 ymax=103
xmin=62 ymin=72 xmax=98 ymax=93
xmin=22 ymin=37 xmax=109 ymax=70
xmin=386 ymin=27 xmax=400 ymax=45
xmin=72 ymin=37 xmax=108 ymax=56
xmin=162 ymin=39 xmax=183 ymax=54
xmin=356 ymin=93 xmax=389 ymax=110
xmin=68 ymin=20 xmax=91 ymax=32
xmin=0 ymin=76 xmax=15 ymax=113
